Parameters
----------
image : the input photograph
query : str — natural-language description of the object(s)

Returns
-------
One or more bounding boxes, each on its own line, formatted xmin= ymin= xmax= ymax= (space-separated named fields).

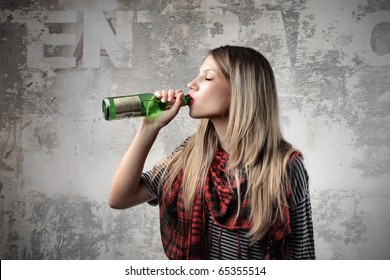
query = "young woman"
xmin=109 ymin=45 xmax=315 ymax=260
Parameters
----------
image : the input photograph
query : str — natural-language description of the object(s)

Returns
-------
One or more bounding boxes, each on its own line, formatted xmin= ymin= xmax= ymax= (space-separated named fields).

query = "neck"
xmin=210 ymin=118 xmax=229 ymax=153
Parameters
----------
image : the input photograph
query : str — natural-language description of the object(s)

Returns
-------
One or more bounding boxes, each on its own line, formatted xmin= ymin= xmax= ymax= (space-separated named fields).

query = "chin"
xmin=189 ymin=109 xmax=205 ymax=119
xmin=189 ymin=112 xmax=201 ymax=119
xmin=189 ymin=109 xmax=198 ymax=119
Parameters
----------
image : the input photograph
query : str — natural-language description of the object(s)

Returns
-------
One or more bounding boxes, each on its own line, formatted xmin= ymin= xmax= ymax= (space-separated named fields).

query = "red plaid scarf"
xmin=159 ymin=147 xmax=297 ymax=259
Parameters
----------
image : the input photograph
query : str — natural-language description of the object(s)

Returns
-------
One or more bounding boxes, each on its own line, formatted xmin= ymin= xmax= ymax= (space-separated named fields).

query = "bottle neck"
xmin=183 ymin=95 xmax=192 ymax=106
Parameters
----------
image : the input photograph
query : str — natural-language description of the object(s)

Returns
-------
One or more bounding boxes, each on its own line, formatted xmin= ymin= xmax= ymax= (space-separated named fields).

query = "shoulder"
xmin=287 ymin=154 xmax=310 ymax=208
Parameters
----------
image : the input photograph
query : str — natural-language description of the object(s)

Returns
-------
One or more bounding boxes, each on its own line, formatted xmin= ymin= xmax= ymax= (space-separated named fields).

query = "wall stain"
xmin=0 ymin=191 xmax=164 ymax=259
xmin=311 ymin=189 xmax=390 ymax=259
xmin=313 ymin=189 xmax=368 ymax=245
xmin=0 ymin=20 xmax=26 ymax=116
xmin=0 ymin=117 xmax=23 ymax=181
xmin=283 ymin=47 xmax=390 ymax=177
xmin=31 ymin=120 xmax=59 ymax=154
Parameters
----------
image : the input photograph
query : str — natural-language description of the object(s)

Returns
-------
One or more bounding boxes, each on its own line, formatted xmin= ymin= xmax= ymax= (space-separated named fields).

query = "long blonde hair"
xmin=154 ymin=46 xmax=297 ymax=242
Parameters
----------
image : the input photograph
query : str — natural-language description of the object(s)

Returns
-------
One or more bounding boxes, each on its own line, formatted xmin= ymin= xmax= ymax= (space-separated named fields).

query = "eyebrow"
xmin=199 ymin=69 xmax=217 ymax=74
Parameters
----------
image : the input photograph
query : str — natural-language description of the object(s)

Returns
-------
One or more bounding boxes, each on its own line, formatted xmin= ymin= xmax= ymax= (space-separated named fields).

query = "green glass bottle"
xmin=102 ymin=93 xmax=192 ymax=120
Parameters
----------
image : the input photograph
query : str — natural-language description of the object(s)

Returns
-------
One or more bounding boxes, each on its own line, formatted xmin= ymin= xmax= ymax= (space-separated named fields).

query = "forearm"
xmin=108 ymin=90 xmax=184 ymax=209
xmin=109 ymin=121 xmax=160 ymax=209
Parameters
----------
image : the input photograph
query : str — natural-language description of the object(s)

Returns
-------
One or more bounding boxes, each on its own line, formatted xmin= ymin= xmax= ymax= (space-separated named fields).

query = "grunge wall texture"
xmin=0 ymin=0 xmax=389 ymax=260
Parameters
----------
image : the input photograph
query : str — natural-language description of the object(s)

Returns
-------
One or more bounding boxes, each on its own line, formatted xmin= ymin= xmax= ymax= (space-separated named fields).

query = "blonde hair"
xmin=155 ymin=46 xmax=297 ymax=242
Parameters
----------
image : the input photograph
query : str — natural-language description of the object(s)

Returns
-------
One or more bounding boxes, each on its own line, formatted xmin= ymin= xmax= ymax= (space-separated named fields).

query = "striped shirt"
xmin=141 ymin=148 xmax=315 ymax=260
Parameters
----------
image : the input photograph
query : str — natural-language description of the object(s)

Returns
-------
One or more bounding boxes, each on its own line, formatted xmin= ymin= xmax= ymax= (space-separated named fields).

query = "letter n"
xmin=83 ymin=11 xmax=133 ymax=68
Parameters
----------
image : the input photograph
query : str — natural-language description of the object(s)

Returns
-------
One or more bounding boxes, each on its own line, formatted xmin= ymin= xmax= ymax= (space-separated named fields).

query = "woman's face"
xmin=187 ymin=55 xmax=231 ymax=120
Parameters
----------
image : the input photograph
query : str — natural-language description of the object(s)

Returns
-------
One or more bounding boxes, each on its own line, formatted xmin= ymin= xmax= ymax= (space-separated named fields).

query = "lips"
xmin=188 ymin=94 xmax=194 ymax=105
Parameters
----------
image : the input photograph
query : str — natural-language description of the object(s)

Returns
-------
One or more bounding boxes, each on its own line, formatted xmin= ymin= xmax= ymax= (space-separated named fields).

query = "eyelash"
xmin=205 ymin=78 xmax=212 ymax=81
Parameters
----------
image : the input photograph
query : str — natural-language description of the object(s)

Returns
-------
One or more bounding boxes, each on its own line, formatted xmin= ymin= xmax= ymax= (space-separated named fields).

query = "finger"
xmin=161 ymin=90 xmax=168 ymax=102
xmin=154 ymin=91 xmax=162 ymax=99
xmin=167 ymin=89 xmax=175 ymax=102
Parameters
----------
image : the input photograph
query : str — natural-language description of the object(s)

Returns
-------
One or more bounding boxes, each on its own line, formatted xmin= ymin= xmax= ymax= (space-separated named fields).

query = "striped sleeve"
xmin=141 ymin=169 xmax=159 ymax=206
xmin=141 ymin=140 xmax=187 ymax=207
xmin=288 ymin=156 xmax=316 ymax=259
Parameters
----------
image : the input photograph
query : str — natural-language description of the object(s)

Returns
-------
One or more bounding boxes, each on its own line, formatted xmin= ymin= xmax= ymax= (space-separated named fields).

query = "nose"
xmin=187 ymin=77 xmax=198 ymax=91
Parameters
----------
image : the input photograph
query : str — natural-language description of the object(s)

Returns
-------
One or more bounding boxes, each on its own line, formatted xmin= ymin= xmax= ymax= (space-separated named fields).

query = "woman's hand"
xmin=142 ymin=89 xmax=185 ymax=130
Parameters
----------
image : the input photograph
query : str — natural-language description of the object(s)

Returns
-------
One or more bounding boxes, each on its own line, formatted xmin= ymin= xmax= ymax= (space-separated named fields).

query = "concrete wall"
xmin=0 ymin=0 xmax=389 ymax=260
